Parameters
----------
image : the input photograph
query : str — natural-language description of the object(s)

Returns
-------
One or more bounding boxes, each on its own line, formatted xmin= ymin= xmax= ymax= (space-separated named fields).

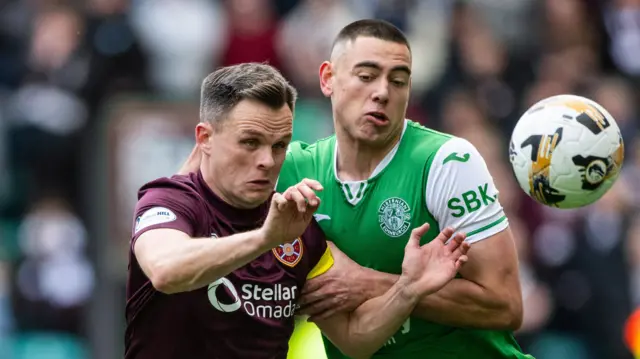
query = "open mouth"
xmin=365 ymin=111 xmax=390 ymax=125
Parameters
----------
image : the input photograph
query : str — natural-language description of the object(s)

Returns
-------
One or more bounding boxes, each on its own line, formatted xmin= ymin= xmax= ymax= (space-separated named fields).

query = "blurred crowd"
xmin=0 ymin=0 xmax=639 ymax=358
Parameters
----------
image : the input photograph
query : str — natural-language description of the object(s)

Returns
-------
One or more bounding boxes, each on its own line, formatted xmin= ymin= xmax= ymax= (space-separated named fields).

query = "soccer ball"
xmin=509 ymin=94 xmax=624 ymax=209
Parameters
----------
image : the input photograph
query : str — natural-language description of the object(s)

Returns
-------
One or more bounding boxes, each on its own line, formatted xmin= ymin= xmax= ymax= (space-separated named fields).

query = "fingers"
xmin=282 ymin=179 xmax=323 ymax=212
xmin=298 ymin=288 xmax=328 ymax=307
xmin=309 ymin=306 xmax=340 ymax=322
xmin=295 ymin=181 xmax=320 ymax=207
xmin=301 ymin=279 xmax=325 ymax=296
xmin=451 ymin=241 xmax=471 ymax=265
xmin=300 ymin=178 xmax=323 ymax=192
xmin=435 ymin=227 xmax=455 ymax=244
xmin=454 ymin=254 xmax=469 ymax=271
xmin=299 ymin=298 xmax=336 ymax=319
xmin=286 ymin=187 xmax=308 ymax=212
xmin=444 ymin=232 xmax=467 ymax=252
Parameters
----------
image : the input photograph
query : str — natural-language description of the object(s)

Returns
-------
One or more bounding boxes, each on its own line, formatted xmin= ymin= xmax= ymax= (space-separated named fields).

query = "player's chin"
xmin=355 ymin=128 xmax=391 ymax=144
xmin=240 ymin=187 xmax=273 ymax=206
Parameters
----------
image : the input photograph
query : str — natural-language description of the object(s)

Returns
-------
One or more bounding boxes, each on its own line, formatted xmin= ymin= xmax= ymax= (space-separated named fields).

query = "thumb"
xmin=271 ymin=193 xmax=289 ymax=212
xmin=406 ymin=222 xmax=430 ymax=251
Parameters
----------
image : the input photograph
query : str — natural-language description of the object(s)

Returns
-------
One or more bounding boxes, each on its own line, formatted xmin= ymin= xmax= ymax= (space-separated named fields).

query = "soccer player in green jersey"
xmin=276 ymin=19 xmax=533 ymax=359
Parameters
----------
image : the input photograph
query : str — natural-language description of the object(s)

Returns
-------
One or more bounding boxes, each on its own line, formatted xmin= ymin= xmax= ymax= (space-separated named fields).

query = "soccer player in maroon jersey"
xmin=125 ymin=63 xmax=469 ymax=359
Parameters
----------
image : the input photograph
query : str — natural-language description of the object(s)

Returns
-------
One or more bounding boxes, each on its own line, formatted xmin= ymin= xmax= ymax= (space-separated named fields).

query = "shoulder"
xmin=405 ymin=120 xmax=453 ymax=147
xmin=134 ymin=173 xmax=208 ymax=234
xmin=398 ymin=121 xmax=454 ymax=167
xmin=286 ymin=136 xmax=335 ymax=161
xmin=137 ymin=173 xmax=206 ymax=209
xmin=138 ymin=173 xmax=200 ymax=199
xmin=427 ymin=137 xmax=490 ymax=180
xmin=430 ymin=136 xmax=483 ymax=167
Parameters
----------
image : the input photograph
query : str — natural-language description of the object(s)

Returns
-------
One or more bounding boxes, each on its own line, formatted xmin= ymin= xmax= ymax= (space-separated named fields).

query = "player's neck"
xmin=335 ymin=131 xmax=401 ymax=182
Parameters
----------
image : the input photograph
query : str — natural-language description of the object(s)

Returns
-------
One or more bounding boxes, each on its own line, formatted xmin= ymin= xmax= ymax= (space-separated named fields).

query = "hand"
xmin=400 ymin=223 xmax=470 ymax=299
xmin=297 ymin=242 xmax=370 ymax=321
xmin=261 ymin=179 xmax=323 ymax=246
xmin=177 ymin=144 xmax=202 ymax=175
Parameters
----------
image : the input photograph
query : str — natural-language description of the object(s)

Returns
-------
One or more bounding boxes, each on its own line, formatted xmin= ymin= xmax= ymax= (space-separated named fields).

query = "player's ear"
xmin=195 ymin=122 xmax=213 ymax=155
xmin=319 ymin=61 xmax=333 ymax=97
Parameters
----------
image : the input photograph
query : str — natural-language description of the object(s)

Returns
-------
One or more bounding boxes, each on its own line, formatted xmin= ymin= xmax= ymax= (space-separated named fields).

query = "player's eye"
xmin=241 ymin=139 xmax=260 ymax=149
xmin=272 ymin=141 xmax=287 ymax=150
xmin=358 ymin=73 xmax=374 ymax=82
xmin=391 ymin=79 xmax=408 ymax=87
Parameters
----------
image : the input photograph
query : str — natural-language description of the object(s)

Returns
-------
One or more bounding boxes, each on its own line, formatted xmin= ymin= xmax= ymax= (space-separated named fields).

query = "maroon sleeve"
xmin=302 ymin=219 xmax=329 ymax=273
xmin=131 ymin=180 xmax=206 ymax=249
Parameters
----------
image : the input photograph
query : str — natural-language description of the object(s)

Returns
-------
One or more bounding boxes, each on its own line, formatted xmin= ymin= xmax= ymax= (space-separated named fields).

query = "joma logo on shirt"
xmin=447 ymin=183 xmax=498 ymax=218
xmin=207 ymin=277 xmax=297 ymax=319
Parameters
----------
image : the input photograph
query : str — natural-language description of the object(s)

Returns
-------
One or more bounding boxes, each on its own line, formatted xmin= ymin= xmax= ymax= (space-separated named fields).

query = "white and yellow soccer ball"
xmin=509 ymin=94 xmax=624 ymax=209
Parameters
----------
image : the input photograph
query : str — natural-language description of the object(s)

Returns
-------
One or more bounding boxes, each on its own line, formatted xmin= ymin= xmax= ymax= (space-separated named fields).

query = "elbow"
xmin=498 ymin=292 xmax=523 ymax=331
xmin=147 ymin=262 xmax=186 ymax=294
xmin=506 ymin=296 xmax=524 ymax=331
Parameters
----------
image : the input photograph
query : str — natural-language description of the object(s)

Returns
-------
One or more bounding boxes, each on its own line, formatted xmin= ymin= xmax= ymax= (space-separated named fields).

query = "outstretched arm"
xmin=299 ymin=138 xmax=522 ymax=330
xmin=363 ymin=228 xmax=522 ymax=330
xmin=135 ymin=179 xmax=323 ymax=294
xmin=313 ymin=225 xmax=469 ymax=359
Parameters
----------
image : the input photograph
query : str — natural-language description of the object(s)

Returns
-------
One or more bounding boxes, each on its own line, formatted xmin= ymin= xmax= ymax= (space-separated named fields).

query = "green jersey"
xmin=278 ymin=120 xmax=531 ymax=359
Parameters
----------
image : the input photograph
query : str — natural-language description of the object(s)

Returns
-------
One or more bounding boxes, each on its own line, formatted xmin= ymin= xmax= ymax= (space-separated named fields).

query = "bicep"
xmin=458 ymin=227 xmax=520 ymax=292
xmin=134 ymin=228 xmax=191 ymax=279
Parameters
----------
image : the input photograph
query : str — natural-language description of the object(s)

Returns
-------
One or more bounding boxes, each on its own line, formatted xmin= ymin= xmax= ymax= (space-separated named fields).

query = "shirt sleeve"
xmin=425 ymin=137 xmax=508 ymax=244
xmin=301 ymin=220 xmax=334 ymax=279
xmin=306 ymin=247 xmax=334 ymax=279
xmin=131 ymin=184 xmax=203 ymax=248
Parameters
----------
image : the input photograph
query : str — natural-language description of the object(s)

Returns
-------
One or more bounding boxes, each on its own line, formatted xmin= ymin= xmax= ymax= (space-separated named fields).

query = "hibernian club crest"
xmin=378 ymin=197 xmax=412 ymax=238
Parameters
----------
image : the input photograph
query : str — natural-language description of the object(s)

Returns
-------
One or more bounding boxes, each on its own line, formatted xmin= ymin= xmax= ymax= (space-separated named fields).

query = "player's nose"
xmin=256 ymin=147 xmax=276 ymax=170
xmin=371 ymin=79 xmax=389 ymax=104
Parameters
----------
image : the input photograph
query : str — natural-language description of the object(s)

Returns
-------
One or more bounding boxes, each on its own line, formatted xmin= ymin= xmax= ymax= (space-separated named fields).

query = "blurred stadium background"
xmin=0 ymin=0 xmax=639 ymax=358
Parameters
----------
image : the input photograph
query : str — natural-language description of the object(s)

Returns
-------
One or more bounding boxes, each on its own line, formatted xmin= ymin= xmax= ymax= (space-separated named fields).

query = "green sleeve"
xmin=276 ymin=141 xmax=308 ymax=193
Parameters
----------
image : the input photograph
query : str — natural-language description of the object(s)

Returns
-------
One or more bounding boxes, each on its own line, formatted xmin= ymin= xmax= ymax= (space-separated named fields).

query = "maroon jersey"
xmin=125 ymin=171 xmax=330 ymax=359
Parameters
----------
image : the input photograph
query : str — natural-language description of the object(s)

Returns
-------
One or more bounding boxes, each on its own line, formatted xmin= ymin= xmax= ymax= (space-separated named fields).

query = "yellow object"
xmin=307 ymin=247 xmax=334 ymax=279
xmin=288 ymin=319 xmax=327 ymax=359
xmin=289 ymin=246 xmax=333 ymax=358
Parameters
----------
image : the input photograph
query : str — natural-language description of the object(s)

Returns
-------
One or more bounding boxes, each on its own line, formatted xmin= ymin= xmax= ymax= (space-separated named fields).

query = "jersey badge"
xmin=378 ymin=197 xmax=412 ymax=238
xmin=273 ymin=238 xmax=304 ymax=267
xmin=135 ymin=207 xmax=177 ymax=233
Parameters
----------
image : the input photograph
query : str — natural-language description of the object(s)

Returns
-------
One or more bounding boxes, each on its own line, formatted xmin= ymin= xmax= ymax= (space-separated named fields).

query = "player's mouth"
xmin=248 ymin=179 xmax=272 ymax=188
xmin=364 ymin=111 xmax=390 ymax=126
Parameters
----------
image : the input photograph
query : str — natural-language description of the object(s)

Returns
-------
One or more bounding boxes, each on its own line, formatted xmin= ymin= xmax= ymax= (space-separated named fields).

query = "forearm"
xmin=317 ymin=278 xmax=418 ymax=359
xmin=367 ymin=269 xmax=517 ymax=329
xmin=139 ymin=229 xmax=272 ymax=294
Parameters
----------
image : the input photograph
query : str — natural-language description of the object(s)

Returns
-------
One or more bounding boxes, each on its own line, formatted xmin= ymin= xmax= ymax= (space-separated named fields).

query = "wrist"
xmin=396 ymin=275 xmax=421 ymax=306
xmin=254 ymin=228 xmax=277 ymax=250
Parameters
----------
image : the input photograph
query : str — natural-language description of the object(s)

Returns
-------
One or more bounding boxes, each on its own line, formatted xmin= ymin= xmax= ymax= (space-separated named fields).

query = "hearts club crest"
xmin=272 ymin=238 xmax=303 ymax=267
